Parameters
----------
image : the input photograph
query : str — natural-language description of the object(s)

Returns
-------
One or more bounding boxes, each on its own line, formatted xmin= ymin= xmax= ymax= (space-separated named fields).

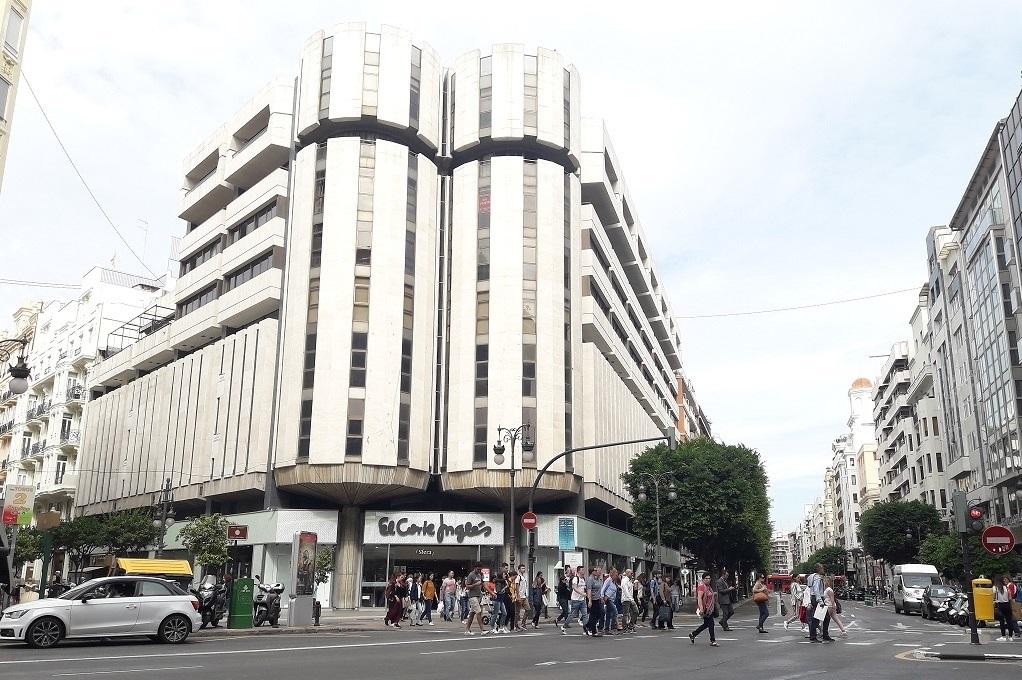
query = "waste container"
xmin=229 ymin=577 xmax=254 ymax=629
xmin=972 ymin=578 xmax=993 ymax=623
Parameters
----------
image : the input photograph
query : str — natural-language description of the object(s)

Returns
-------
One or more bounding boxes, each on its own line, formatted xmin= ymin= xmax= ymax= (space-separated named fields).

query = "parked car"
xmin=920 ymin=584 xmax=954 ymax=620
xmin=0 ymin=576 xmax=201 ymax=649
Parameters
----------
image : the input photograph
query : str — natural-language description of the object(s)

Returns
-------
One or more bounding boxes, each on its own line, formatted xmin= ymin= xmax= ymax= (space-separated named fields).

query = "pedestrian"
xmin=636 ymin=572 xmax=649 ymax=624
xmin=489 ymin=565 xmax=508 ymax=634
xmin=621 ymin=569 xmax=638 ymax=632
xmin=585 ymin=567 xmax=606 ymax=636
xmin=530 ymin=572 xmax=548 ymax=628
xmin=555 ymin=572 xmax=571 ymax=624
xmin=513 ymin=564 xmax=530 ymax=630
xmin=396 ymin=574 xmax=411 ymax=624
xmin=600 ymin=567 xmax=621 ymax=634
xmin=457 ymin=577 xmax=469 ymax=622
xmin=561 ymin=565 xmax=590 ymax=634
xmin=995 ymin=575 xmax=1016 ymax=641
xmin=409 ymin=573 xmax=423 ymax=625
xmin=463 ymin=565 xmax=487 ymax=635
xmin=419 ymin=572 xmax=436 ymax=625
xmin=650 ymin=572 xmax=667 ymax=630
xmin=784 ymin=575 xmax=806 ymax=631
xmin=824 ymin=577 xmax=847 ymax=637
xmin=661 ymin=575 xmax=676 ymax=629
xmin=688 ymin=573 xmax=718 ymax=646
xmin=716 ymin=567 xmax=736 ymax=631
xmin=499 ymin=564 xmax=516 ymax=632
xmin=384 ymin=575 xmax=402 ymax=627
xmin=442 ymin=571 xmax=457 ymax=622
xmin=807 ymin=563 xmax=833 ymax=643
xmin=753 ymin=576 xmax=769 ymax=634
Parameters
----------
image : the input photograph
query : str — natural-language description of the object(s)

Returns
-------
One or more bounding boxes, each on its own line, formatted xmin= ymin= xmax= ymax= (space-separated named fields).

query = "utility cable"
xmin=0 ymin=277 xmax=79 ymax=289
xmin=19 ymin=70 xmax=157 ymax=278
xmin=674 ymin=286 xmax=920 ymax=319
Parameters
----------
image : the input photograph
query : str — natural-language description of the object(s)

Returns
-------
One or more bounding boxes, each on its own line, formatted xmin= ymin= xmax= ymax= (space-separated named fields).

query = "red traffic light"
xmin=969 ymin=507 xmax=985 ymax=520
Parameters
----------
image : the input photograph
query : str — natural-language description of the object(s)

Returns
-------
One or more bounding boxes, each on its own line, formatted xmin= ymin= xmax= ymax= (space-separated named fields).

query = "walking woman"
xmin=784 ymin=575 xmax=806 ymax=630
xmin=636 ymin=572 xmax=649 ymax=623
xmin=662 ymin=575 xmax=676 ymax=629
xmin=384 ymin=575 xmax=404 ymax=627
xmin=995 ymin=575 xmax=1016 ymax=641
xmin=530 ymin=572 xmax=549 ymax=628
xmin=555 ymin=572 xmax=570 ymax=624
xmin=419 ymin=573 xmax=436 ymax=625
xmin=753 ymin=577 xmax=770 ymax=633
xmin=457 ymin=577 xmax=469 ymax=622
xmin=824 ymin=577 xmax=848 ymax=637
xmin=688 ymin=573 xmax=718 ymax=646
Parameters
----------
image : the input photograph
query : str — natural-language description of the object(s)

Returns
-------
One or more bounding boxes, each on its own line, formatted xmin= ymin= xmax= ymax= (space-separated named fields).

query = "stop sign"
xmin=981 ymin=524 xmax=1016 ymax=555
xmin=521 ymin=511 xmax=538 ymax=530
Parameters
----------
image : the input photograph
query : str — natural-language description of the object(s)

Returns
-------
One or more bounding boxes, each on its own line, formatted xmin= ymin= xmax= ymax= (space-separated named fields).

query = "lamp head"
xmin=8 ymin=357 xmax=30 ymax=394
xmin=493 ymin=440 xmax=506 ymax=456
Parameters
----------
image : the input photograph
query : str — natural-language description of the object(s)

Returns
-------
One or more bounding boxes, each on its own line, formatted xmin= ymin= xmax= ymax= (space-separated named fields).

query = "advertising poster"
xmin=1 ymin=484 xmax=34 ymax=526
xmin=292 ymin=531 xmax=318 ymax=597
xmin=562 ymin=551 xmax=584 ymax=573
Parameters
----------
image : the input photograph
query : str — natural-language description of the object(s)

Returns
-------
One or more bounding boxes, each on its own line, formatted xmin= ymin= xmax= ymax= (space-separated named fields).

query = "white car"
xmin=0 ymin=576 xmax=202 ymax=648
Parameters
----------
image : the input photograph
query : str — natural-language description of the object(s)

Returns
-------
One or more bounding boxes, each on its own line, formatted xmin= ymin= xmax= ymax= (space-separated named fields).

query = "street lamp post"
xmin=493 ymin=424 xmax=535 ymax=566
xmin=0 ymin=337 xmax=32 ymax=395
xmin=152 ymin=478 xmax=176 ymax=558
xmin=634 ymin=472 xmax=677 ymax=577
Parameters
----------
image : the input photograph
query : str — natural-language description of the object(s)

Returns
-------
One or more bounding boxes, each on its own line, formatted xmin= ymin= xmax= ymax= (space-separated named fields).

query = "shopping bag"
xmin=813 ymin=603 xmax=828 ymax=622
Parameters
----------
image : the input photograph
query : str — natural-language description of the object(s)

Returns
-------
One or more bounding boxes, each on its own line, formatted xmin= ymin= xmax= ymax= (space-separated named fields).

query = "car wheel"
xmin=26 ymin=617 xmax=64 ymax=649
xmin=158 ymin=614 xmax=191 ymax=644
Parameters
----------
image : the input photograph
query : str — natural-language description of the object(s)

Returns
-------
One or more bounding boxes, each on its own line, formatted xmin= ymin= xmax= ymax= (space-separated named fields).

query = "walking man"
xmin=442 ymin=571 xmax=457 ymax=622
xmin=586 ymin=567 xmax=605 ymax=636
xmin=716 ymin=567 xmax=736 ymax=631
xmin=600 ymin=567 xmax=620 ymax=634
xmin=561 ymin=565 xmax=589 ymax=634
xmin=807 ymin=562 xmax=833 ymax=643
xmin=621 ymin=569 xmax=638 ymax=632
xmin=514 ymin=564 xmax=530 ymax=630
xmin=463 ymin=564 xmax=486 ymax=635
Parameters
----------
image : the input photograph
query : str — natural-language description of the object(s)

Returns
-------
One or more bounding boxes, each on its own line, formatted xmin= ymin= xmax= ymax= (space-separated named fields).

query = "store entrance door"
xmin=389 ymin=545 xmax=479 ymax=581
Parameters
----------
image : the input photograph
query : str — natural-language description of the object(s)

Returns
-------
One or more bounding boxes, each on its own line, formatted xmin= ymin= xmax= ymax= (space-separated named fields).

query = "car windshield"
xmin=58 ymin=579 xmax=102 ymax=600
xmin=904 ymin=574 xmax=941 ymax=588
xmin=928 ymin=586 xmax=950 ymax=597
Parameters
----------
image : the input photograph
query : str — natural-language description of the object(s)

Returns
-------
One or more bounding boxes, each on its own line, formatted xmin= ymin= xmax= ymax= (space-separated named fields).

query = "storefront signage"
xmin=363 ymin=511 xmax=504 ymax=546
xmin=416 ymin=549 xmax=434 ymax=556
xmin=557 ymin=516 xmax=576 ymax=551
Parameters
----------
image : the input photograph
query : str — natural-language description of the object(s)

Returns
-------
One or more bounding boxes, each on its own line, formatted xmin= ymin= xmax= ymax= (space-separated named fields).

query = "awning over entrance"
xmin=116 ymin=558 xmax=193 ymax=576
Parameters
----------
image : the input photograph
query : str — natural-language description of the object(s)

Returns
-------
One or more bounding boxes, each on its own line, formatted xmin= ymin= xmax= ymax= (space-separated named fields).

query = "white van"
xmin=893 ymin=564 xmax=942 ymax=614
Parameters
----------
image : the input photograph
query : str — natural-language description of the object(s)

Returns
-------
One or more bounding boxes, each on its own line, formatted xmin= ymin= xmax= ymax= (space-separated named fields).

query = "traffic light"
xmin=952 ymin=490 xmax=985 ymax=534
xmin=967 ymin=505 xmax=986 ymax=534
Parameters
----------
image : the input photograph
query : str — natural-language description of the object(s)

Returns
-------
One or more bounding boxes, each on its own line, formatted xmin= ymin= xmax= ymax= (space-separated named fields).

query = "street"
xmin=0 ymin=602 xmax=1011 ymax=679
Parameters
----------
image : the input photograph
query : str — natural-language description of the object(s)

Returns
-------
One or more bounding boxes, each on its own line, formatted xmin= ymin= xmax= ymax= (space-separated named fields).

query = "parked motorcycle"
xmin=254 ymin=582 xmax=284 ymax=627
xmin=934 ymin=589 xmax=959 ymax=623
xmin=191 ymin=577 xmax=228 ymax=629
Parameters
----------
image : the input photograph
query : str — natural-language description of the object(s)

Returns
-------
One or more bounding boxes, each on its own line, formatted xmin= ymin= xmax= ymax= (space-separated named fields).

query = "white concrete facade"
xmin=0 ymin=0 xmax=30 ymax=189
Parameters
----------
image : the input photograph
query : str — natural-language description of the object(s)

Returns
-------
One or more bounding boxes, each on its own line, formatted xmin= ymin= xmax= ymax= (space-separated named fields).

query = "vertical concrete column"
xmin=331 ymin=506 xmax=362 ymax=609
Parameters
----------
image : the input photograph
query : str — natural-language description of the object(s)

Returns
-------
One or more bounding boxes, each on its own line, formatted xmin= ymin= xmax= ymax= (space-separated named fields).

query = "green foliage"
xmin=919 ymin=533 xmax=1022 ymax=582
xmin=622 ymin=438 xmax=772 ymax=573
xmin=797 ymin=546 xmax=849 ymax=576
xmin=179 ymin=514 xmax=231 ymax=568
xmin=53 ymin=515 xmax=106 ymax=575
xmin=12 ymin=527 xmax=42 ymax=569
xmin=315 ymin=546 xmax=335 ymax=586
xmin=103 ymin=509 xmax=161 ymax=555
xmin=859 ymin=500 xmax=942 ymax=564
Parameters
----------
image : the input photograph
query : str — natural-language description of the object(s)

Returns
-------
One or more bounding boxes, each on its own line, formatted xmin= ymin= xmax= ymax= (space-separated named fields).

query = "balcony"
xmin=178 ymin=209 xmax=226 ymax=263
xmin=37 ymin=472 xmax=79 ymax=500
xmin=70 ymin=345 xmax=97 ymax=369
xmin=218 ymin=267 xmax=283 ymax=329
xmin=59 ymin=430 xmax=80 ymax=452
xmin=26 ymin=440 xmax=47 ymax=461
xmin=0 ymin=390 xmax=15 ymax=406
xmin=65 ymin=384 xmax=86 ymax=411
xmin=26 ymin=400 xmax=51 ymax=425
xmin=224 ymin=115 xmax=290 ymax=188
xmin=180 ymin=160 xmax=235 ymax=226
xmin=0 ymin=420 xmax=12 ymax=438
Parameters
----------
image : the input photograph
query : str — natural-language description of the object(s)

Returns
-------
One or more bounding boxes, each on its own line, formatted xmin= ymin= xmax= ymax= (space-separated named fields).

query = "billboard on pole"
xmin=2 ymin=485 xmax=34 ymax=526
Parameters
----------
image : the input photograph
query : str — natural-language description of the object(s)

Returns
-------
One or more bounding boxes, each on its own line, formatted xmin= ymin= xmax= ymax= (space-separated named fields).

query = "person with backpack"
xmin=555 ymin=572 xmax=571 ymax=625
xmin=560 ymin=565 xmax=590 ymax=634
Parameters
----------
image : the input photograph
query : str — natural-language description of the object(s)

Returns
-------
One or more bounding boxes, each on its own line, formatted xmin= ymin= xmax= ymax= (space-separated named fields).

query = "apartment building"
xmin=830 ymin=378 xmax=873 ymax=552
xmin=0 ymin=0 xmax=30 ymax=189
xmin=76 ymin=23 xmax=699 ymax=608
xmin=770 ymin=533 xmax=792 ymax=574
xmin=0 ymin=269 xmax=160 ymax=528
xmin=675 ymin=370 xmax=712 ymax=441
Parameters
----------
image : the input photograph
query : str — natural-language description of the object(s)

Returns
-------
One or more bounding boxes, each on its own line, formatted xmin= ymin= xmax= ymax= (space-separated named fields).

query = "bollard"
xmin=313 ymin=599 xmax=322 ymax=626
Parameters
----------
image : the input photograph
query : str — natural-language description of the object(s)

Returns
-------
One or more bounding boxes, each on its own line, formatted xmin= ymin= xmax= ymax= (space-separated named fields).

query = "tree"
xmin=797 ymin=546 xmax=849 ymax=576
xmin=53 ymin=515 xmax=106 ymax=578
xmin=315 ymin=546 xmax=335 ymax=587
xmin=859 ymin=500 xmax=942 ymax=564
xmin=179 ymin=514 xmax=231 ymax=568
xmin=12 ymin=527 xmax=42 ymax=570
xmin=622 ymin=438 xmax=772 ymax=573
xmin=103 ymin=509 xmax=161 ymax=556
xmin=919 ymin=533 xmax=1022 ymax=583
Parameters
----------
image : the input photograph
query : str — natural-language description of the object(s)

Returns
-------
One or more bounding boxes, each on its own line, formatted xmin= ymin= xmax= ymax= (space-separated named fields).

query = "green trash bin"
xmin=229 ymin=578 xmax=254 ymax=629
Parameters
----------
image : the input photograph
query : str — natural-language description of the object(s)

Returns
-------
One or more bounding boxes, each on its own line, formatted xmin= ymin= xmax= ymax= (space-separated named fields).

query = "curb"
xmin=193 ymin=624 xmax=379 ymax=637
xmin=915 ymin=649 xmax=1022 ymax=662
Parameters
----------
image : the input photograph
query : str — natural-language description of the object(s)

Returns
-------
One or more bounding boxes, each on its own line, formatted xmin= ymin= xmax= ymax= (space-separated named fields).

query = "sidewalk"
xmin=192 ymin=608 xmax=390 ymax=637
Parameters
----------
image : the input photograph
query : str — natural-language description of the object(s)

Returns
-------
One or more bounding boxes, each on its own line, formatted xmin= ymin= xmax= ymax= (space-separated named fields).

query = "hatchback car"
xmin=0 ymin=576 xmax=201 ymax=648
xmin=920 ymin=584 xmax=954 ymax=620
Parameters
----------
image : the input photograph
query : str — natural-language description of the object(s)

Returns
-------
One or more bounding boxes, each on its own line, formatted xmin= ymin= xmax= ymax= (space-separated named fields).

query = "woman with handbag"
xmin=824 ymin=577 xmax=848 ymax=637
xmin=784 ymin=575 xmax=806 ymax=630
xmin=753 ymin=577 xmax=770 ymax=633
xmin=384 ymin=575 xmax=404 ymax=628
xmin=530 ymin=572 xmax=549 ymax=628
xmin=688 ymin=573 xmax=718 ymax=646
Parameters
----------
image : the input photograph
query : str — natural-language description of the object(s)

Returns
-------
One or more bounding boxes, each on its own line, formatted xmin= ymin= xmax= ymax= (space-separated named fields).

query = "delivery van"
xmin=893 ymin=563 xmax=941 ymax=614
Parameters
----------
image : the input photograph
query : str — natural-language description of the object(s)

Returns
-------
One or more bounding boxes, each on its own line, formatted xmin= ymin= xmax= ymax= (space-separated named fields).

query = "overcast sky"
xmin=2 ymin=1 xmax=1022 ymax=535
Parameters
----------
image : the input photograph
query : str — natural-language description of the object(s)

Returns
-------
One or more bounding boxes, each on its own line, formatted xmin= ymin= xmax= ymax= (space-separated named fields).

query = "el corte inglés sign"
xmin=363 ymin=511 xmax=504 ymax=546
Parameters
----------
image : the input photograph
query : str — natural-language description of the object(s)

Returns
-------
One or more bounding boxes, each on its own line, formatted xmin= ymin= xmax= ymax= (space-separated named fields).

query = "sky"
xmin=2 ymin=1 xmax=1022 ymax=536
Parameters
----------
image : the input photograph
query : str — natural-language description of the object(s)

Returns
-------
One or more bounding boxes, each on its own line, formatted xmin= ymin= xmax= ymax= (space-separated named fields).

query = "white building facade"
xmin=75 ymin=24 xmax=696 ymax=608
xmin=0 ymin=0 xmax=30 ymax=189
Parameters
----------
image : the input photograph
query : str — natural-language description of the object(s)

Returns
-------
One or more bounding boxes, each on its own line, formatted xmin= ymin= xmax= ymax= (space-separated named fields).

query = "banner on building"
xmin=1 ymin=485 xmax=34 ymax=526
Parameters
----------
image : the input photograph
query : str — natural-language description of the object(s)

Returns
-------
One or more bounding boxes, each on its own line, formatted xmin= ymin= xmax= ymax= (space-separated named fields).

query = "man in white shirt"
xmin=560 ymin=565 xmax=590 ymax=634
xmin=620 ymin=569 xmax=637 ymax=633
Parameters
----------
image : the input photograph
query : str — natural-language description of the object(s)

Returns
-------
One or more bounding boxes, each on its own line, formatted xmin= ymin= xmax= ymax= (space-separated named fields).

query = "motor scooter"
xmin=191 ymin=576 xmax=228 ymax=629
xmin=254 ymin=582 xmax=285 ymax=627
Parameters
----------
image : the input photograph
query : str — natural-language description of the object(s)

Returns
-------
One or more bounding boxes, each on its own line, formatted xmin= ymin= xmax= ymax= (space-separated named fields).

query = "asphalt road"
xmin=0 ymin=602 xmax=1015 ymax=679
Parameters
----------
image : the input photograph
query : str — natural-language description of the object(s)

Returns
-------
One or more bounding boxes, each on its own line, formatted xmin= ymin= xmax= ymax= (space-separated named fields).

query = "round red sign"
xmin=981 ymin=524 xmax=1015 ymax=555
xmin=521 ymin=511 xmax=538 ymax=531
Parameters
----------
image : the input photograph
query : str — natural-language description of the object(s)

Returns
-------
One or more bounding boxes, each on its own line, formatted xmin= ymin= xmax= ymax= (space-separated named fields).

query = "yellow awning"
xmin=116 ymin=558 xmax=193 ymax=576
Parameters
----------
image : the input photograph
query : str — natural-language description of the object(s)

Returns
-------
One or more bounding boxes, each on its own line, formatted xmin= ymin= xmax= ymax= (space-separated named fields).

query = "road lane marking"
xmin=894 ymin=644 xmax=921 ymax=647
xmin=0 ymin=634 xmax=546 ymax=666
xmin=52 ymin=667 xmax=203 ymax=677
xmin=536 ymin=657 xmax=621 ymax=666
xmin=421 ymin=646 xmax=505 ymax=655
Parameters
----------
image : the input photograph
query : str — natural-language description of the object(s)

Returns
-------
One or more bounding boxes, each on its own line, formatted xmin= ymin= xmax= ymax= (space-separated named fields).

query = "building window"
xmin=479 ymin=56 xmax=492 ymax=137
xmin=477 ymin=159 xmax=490 ymax=280
xmin=350 ymin=332 xmax=368 ymax=387
xmin=522 ymin=161 xmax=538 ymax=422
xmin=346 ymin=398 xmax=364 ymax=456
xmin=936 ymin=452 xmax=943 ymax=472
xmin=225 ymin=251 xmax=273 ymax=291
xmin=229 ymin=200 xmax=278 ymax=244
xmin=562 ymin=68 xmax=571 ymax=148
xmin=563 ymin=173 xmax=573 ymax=468
xmin=362 ymin=33 xmax=381 ymax=116
xmin=180 ymin=238 xmax=222 ymax=275
xmin=0 ymin=77 xmax=9 ymax=121
xmin=4 ymin=8 xmax=23 ymax=55
xmin=524 ymin=55 xmax=538 ymax=137
xmin=319 ymin=36 xmax=333 ymax=118
xmin=298 ymin=143 xmax=327 ymax=461
xmin=177 ymin=285 xmax=218 ymax=317
xmin=474 ymin=159 xmax=491 ymax=465
xmin=398 ymin=152 xmax=417 ymax=465
xmin=356 ymin=137 xmax=375 ymax=264
xmin=409 ymin=46 xmax=422 ymax=129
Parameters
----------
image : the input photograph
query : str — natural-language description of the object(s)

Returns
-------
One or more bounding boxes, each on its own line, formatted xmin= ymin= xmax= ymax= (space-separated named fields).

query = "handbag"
xmin=836 ymin=599 xmax=843 ymax=615
xmin=813 ymin=603 xmax=828 ymax=623
xmin=753 ymin=591 xmax=769 ymax=603
xmin=657 ymin=605 xmax=672 ymax=620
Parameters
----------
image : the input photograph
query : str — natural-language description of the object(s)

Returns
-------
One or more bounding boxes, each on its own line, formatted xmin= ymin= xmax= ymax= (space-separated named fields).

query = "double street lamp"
xmin=634 ymin=472 xmax=677 ymax=577
xmin=493 ymin=424 xmax=535 ymax=566
xmin=152 ymin=478 xmax=177 ymax=558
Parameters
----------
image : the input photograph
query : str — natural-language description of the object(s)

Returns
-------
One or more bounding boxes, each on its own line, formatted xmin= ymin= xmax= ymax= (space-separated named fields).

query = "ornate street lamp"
xmin=634 ymin=472 xmax=677 ymax=577
xmin=493 ymin=424 xmax=535 ymax=565
xmin=152 ymin=478 xmax=177 ymax=558
xmin=1 ymin=338 xmax=31 ymax=395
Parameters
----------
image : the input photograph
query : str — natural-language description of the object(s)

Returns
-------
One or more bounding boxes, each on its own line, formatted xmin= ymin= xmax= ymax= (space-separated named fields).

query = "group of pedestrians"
xmin=781 ymin=563 xmax=848 ymax=642
xmin=383 ymin=571 xmax=443 ymax=627
xmin=458 ymin=563 xmax=550 ymax=635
